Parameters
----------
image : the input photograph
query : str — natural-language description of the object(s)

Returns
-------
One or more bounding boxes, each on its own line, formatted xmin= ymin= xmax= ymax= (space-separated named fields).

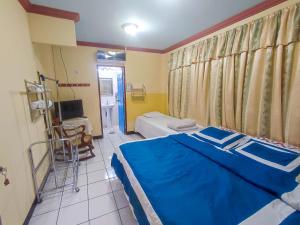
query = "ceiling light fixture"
xmin=122 ymin=23 xmax=139 ymax=36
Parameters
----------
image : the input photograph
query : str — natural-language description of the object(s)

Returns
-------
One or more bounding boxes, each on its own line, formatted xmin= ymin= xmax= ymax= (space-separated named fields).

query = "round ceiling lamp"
xmin=122 ymin=23 xmax=139 ymax=36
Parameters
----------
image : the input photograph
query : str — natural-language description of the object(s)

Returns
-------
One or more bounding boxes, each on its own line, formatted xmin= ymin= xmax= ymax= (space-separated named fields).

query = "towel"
xmin=31 ymin=100 xmax=53 ymax=110
xmin=171 ymin=125 xmax=199 ymax=132
xmin=167 ymin=119 xmax=196 ymax=131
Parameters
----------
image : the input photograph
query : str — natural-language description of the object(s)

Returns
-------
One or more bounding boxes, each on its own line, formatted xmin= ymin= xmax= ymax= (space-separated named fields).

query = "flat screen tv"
xmin=54 ymin=100 xmax=84 ymax=120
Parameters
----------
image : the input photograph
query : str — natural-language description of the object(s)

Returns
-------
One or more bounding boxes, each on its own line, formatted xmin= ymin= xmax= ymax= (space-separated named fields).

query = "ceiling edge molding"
xmin=18 ymin=0 xmax=287 ymax=54
xmin=77 ymin=41 xmax=164 ymax=54
xmin=18 ymin=0 xmax=31 ymax=11
xmin=161 ymin=0 xmax=287 ymax=53
xmin=18 ymin=0 xmax=80 ymax=22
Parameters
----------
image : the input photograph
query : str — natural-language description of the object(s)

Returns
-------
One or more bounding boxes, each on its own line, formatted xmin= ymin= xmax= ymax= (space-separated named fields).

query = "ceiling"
xmin=30 ymin=0 xmax=264 ymax=50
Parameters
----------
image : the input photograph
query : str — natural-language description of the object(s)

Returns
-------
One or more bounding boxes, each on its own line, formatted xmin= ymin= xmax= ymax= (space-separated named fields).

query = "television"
xmin=54 ymin=100 xmax=84 ymax=120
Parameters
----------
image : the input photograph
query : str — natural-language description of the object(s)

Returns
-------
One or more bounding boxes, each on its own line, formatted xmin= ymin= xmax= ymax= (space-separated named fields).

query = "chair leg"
xmin=89 ymin=145 xmax=95 ymax=158
xmin=78 ymin=145 xmax=95 ymax=161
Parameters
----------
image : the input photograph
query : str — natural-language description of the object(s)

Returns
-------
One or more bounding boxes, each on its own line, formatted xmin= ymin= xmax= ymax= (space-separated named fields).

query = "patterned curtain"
xmin=168 ymin=3 xmax=300 ymax=147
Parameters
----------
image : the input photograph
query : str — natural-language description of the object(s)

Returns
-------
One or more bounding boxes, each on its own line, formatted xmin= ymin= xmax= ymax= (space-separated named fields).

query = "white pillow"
xmin=143 ymin=112 xmax=165 ymax=118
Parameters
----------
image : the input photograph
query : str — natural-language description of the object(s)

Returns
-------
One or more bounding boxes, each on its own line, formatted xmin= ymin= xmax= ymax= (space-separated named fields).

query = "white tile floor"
xmin=29 ymin=127 xmax=142 ymax=225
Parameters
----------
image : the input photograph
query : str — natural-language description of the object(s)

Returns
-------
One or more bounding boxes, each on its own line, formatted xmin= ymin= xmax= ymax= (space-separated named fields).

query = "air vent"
xmin=96 ymin=50 xmax=126 ymax=62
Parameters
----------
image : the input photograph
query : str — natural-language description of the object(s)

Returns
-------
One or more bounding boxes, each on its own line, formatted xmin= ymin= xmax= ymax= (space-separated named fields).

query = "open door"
xmin=117 ymin=68 xmax=126 ymax=133
xmin=97 ymin=65 xmax=126 ymax=135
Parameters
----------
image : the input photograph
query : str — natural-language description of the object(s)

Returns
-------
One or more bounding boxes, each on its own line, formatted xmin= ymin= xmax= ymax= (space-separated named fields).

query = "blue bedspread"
xmin=112 ymin=134 xmax=300 ymax=225
xmin=172 ymin=134 xmax=300 ymax=210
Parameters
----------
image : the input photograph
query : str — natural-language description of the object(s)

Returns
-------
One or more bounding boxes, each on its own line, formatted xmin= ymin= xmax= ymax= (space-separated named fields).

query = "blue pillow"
xmin=231 ymin=139 xmax=300 ymax=172
xmin=192 ymin=127 xmax=247 ymax=149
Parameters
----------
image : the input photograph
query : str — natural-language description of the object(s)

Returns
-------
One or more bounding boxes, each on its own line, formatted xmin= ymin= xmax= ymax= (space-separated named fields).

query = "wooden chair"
xmin=52 ymin=119 xmax=95 ymax=161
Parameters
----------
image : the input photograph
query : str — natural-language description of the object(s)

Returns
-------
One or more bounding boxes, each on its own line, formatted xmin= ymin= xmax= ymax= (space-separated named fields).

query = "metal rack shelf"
xmin=130 ymin=84 xmax=146 ymax=100
xmin=27 ymin=73 xmax=80 ymax=203
xmin=28 ymin=137 xmax=79 ymax=202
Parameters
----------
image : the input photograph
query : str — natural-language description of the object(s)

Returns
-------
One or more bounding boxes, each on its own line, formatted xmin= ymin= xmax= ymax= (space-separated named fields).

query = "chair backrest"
xmin=52 ymin=118 xmax=64 ymax=138
xmin=52 ymin=118 xmax=85 ymax=146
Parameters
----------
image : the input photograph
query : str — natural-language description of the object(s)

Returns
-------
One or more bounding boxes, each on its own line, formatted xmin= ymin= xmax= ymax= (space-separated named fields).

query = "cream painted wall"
xmin=49 ymin=46 xmax=103 ymax=136
xmin=0 ymin=1 xmax=49 ymax=225
xmin=125 ymin=51 xmax=168 ymax=130
xmin=33 ymin=43 xmax=58 ymax=97
xmin=125 ymin=51 xmax=165 ymax=93
xmin=28 ymin=13 xmax=77 ymax=47
xmin=33 ymin=44 xmax=168 ymax=135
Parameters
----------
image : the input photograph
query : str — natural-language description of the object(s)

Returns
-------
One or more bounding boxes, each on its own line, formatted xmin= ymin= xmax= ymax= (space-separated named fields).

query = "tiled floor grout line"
xmin=89 ymin=208 xmax=121 ymax=224
xmin=101 ymin=133 xmax=124 ymax=225
xmin=55 ymin=171 xmax=65 ymax=225
xmin=52 ymin=180 xmax=120 ymax=210
xmin=31 ymin=208 xmax=59 ymax=218
xmin=86 ymin=157 xmax=90 ymax=225
xmin=32 ymin=163 xmax=70 ymax=222
xmin=58 ymin=176 xmax=125 ymax=209
xmin=57 ymin=160 xmax=88 ymax=225
xmin=29 ymin=132 xmax=138 ymax=225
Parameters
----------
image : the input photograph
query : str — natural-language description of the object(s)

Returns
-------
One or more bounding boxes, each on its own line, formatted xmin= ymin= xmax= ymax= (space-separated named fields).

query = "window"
xmin=100 ymin=78 xmax=113 ymax=96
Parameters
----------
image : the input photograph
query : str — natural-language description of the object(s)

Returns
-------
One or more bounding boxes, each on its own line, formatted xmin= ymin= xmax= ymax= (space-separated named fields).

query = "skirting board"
xmin=126 ymin=131 xmax=137 ymax=135
xmin=23 ymin=166 xmax=51 ymax=225
xmin=126 ymin=131 xmax=145 ymax=139
xmin=93 ymin=135 xmax=103 ymax=139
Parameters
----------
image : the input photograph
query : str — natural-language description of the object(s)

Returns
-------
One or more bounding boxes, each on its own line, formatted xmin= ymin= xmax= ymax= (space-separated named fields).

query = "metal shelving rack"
xmin=26 ymin=74 xmax=80 ymax=203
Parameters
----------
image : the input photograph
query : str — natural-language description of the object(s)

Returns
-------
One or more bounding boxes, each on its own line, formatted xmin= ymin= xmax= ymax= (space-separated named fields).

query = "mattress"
xmin=113 ymin=138 xmax=161 ymax=224
xmin=112 ymin=132 xmax=300 ymax=225
xmin=135 ymin=114 xmax=201 ymax=138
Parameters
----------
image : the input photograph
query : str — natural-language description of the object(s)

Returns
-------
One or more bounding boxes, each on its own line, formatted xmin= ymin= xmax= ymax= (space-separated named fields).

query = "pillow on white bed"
xmin=167 ymin=119 xmax=196 ymax=131
xmin=143 ymin=112 xmax=165 ymax=118
xmin=192 ymin=126 xmax=247 ymax=150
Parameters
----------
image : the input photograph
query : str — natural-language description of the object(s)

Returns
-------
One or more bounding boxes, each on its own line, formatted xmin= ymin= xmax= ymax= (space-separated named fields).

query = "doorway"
xmin=97 ymin=66 xmax=126 ymax=135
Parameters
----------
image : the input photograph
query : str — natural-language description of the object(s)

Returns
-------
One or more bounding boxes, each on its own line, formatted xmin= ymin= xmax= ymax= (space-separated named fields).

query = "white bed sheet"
xmin=135 ymin=115 xmax=201 ymax=138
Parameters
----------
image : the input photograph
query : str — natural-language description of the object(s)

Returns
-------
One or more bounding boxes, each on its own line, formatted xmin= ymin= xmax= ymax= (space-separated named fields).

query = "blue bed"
xmin=111 ymin=128 xmax=300 ymax=225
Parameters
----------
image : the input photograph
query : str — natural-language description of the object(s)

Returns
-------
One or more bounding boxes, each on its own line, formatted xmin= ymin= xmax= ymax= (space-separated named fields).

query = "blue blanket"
xmin=114 ymin=134 xmax=300 ymax=225
xmin=172 ymin=134 xmax=300 ymax=210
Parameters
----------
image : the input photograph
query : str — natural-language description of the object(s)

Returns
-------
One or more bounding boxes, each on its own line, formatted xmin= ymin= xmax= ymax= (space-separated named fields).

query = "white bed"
xmin=135 ymin=112 xmax=202 ymax=138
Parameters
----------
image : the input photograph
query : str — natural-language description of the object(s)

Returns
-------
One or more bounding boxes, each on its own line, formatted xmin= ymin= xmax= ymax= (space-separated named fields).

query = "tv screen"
xmin=54 ymin=100 xmax=84 ymax=120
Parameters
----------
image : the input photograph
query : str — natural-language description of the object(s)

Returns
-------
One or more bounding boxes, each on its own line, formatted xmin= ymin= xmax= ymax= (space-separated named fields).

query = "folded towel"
xmin=167 ymin=119 xmax=196 ymax=131
xmin=31 ymin=100 xmax=53 ymax=110
xmin=171 ymin=125 xmax=199 ymax=132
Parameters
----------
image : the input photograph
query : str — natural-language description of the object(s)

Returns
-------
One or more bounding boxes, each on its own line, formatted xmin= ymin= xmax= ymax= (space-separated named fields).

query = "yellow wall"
xmin=126 ymin=93 xmax=167 ymax=130
xmin=50 ymin=45 xmax=103 ymax=136
xmin=33 ymin=43 xmax=58 ymax=97
xmin=125 ymin=51 xmax=168 ymax=130
xmin=28 ymin=13 xmax=77 ymax=47
xmin=0 ymin=1 xmax=49 ymax=225
xmin=33 ymin=44 xmax=168 ymax=134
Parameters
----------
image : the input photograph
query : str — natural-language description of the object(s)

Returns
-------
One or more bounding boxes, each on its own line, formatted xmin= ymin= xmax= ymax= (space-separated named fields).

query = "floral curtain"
xmin=168 ymin=3 xmax=300 ymax=147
